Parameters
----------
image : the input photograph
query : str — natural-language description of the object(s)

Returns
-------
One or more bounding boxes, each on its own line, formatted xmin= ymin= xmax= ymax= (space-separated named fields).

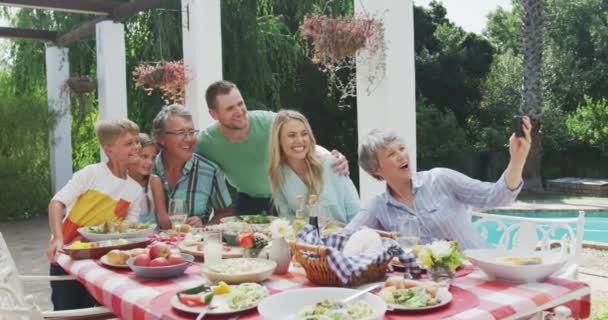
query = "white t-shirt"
xmin=53 ymin=162 xmax=143 ymax=243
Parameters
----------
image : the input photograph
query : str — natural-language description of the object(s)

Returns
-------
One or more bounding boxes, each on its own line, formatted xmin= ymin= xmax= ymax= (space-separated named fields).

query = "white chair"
xmin=471 ymin=211 xmax=586 ymax=320
xmin=0 ymin=232 xmax=115 ymax=320
xmin=471 ymin=210 xmax=585 ymax=280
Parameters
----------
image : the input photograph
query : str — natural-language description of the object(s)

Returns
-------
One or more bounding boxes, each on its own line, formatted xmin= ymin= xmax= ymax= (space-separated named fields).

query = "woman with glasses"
xmin=151 ymin=104 xmax=233 ymax=228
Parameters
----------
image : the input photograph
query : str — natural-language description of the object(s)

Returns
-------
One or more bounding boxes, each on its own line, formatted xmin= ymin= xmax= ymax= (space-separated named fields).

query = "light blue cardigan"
xmin=273 ymin=153 xmax=361 ymax=223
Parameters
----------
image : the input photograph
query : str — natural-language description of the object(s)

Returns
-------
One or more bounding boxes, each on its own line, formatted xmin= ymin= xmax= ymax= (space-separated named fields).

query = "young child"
xmin=128 ymin=133 xmax=167 ymax=226
xmin=47 ymin=119 xmax=143 ymax=310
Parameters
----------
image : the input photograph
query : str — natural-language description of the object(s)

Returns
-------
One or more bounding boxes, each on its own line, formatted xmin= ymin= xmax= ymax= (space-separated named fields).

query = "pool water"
xmin=472 ymin=211 xmax=608 ymax=244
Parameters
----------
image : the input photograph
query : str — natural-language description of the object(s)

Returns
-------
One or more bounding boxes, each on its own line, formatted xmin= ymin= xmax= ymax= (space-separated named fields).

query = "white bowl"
xmin=127 ymin=253 xmax=194 ymax=279
xmin=78 ymin=224 xmax=156 ymax=241
xmin=201 ymin=258 xmax=276 ymax=284
xmin=463 ymin=249 xmax=569 ymax=283
xmin=258 ymin=287 xmax=386 ymax=320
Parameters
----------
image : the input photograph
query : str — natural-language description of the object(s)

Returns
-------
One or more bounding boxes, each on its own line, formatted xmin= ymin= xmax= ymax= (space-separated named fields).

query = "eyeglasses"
xmin=164 ymin=129 xmax=200 ymax=138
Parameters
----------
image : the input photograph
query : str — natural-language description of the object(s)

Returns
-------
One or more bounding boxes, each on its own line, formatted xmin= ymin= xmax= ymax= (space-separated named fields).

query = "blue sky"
xmin=414 ymin=0 xmax=513 ymax=34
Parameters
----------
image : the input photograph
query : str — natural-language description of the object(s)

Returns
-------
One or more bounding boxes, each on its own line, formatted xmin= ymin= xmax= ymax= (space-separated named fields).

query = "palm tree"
xmin=520 ymin=0 xmax=544 ymax=192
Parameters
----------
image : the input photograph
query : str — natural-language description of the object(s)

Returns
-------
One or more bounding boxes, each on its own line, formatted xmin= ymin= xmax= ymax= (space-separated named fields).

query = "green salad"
xmin=377 ymin=286 xmax=437 ymax=308
xmin=234 ymin=215 xmax=273 ymax=224
xmin=227 ymin=283 xmax=268 ymax=309
xmin=296 ymin=299 xmax=374 ymax=320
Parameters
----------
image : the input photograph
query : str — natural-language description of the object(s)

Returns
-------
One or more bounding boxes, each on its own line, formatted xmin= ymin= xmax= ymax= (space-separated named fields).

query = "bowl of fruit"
xmin=127 ymin=243 xmax=194 ymax=279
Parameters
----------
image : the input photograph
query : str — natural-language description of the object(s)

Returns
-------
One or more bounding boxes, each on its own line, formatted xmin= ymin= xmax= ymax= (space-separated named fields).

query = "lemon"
xmin=70 ymin=241 xmax=92 ymax=249
xmin=212 ymin=281 xmax=231 ymax=295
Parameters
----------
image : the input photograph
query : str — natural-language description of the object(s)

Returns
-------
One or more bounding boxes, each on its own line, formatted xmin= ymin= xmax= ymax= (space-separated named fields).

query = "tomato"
xmin=178 ymin=294 xmax=204 ymax=307
xmin=177 ymin=293 xmax=214 ymax=307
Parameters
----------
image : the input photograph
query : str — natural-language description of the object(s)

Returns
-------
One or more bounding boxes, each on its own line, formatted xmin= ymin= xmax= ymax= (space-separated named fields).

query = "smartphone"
xmin=513 ymin=116 xmax=524 ymax=137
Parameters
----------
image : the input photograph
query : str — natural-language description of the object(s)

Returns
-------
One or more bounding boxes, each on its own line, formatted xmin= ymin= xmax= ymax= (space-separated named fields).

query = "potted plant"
xmin=132 ymin=60 xmax=186 ymax=104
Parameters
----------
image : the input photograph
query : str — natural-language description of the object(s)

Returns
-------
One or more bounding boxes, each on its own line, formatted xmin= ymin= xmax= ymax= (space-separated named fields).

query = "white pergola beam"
xmin=96 ymin=21 xmax=127 ymax=160
xmin=181 ymin=0 xmax=223 ymax=130
xmin=356 ymin=0 xmax=417 ymax=202
xmin=45 ymin=46 xmax=72 ymax=193
xmin=96 ymin=20 xmax=127 ymax=120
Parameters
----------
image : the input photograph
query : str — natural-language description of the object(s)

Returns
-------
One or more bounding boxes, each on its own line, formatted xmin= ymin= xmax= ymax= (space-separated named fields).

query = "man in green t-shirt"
xmin=196 ymin=80 xmax=349 ymax=216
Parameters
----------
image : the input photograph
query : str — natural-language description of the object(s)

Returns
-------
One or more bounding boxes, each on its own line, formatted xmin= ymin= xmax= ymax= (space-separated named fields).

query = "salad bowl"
xmin=201 ymin=258 xmax=276 ymax=284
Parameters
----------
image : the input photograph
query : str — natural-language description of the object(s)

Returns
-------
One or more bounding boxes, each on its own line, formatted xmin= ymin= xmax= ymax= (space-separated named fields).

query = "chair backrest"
xmin=471 ymin=211 xmax=585 ymax=263
xmin=0 ymin=232 xmax=42 ymax=320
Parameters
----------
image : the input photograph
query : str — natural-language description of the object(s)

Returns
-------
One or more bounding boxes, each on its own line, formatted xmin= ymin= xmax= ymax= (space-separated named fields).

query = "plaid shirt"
xmin=153 ymin=152 xmax=232 ymax=223
xmin=296 ymin=225 xmax=420 ymax=284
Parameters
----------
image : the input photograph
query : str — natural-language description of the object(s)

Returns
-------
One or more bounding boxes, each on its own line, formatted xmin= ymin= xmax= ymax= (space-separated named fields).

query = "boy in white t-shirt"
xmin=47 ymin=119 xmax=143 ymax=310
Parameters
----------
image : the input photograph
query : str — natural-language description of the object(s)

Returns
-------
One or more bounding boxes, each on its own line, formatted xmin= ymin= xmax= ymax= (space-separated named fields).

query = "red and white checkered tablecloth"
xmin=56 ymin=254 xmax=590 ymax=320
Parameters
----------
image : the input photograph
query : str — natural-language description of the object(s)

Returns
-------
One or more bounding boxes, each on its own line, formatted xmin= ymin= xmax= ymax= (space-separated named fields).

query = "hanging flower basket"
xmin=301 ymin=14 xmax=383 ymax=65
xmin=133 ymin=60 xmax=186 ymax=105
xmin=300 ymin=14 xmax=386 ymax=107
xmin=66 ymin=76 xmax=97 ymax=94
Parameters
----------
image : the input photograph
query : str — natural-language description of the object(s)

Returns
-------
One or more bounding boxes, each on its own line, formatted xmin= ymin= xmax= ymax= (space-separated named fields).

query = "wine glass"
xmin=168 ymin=199 xmax=188 ymax=232
xmin=397 ymin=214 xmax=421 ymax=251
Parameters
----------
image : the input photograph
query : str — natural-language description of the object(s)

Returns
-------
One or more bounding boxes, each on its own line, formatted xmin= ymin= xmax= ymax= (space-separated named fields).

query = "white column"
xmin=96 ymin=20 xmax=128 ymax=120
xmin=182 ymin=0 xmax=223 ymax=130
xmin=356 ymin=0 xmax=417 ymax=203
xmin=46 ymin=46 xmax=72 ymax=193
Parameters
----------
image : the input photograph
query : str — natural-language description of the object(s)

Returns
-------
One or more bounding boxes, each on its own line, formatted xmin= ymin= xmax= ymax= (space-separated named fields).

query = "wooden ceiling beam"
xmin=0 ymin=0 xmax=163 ymax=46
xmin=55 ymin=0 xmax=163 ymax=47
xmin=0 ymin=26 xmax=57 ymax=42
xmin=0 ymin=0 xmax=126 ymax=15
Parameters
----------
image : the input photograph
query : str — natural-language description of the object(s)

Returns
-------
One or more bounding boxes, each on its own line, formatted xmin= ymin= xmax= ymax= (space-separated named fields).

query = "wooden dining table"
xmin=56 ymin=253 xmax=590 ymax=320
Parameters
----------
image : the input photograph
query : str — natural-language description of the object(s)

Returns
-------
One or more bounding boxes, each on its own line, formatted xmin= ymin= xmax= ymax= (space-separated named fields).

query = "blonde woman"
xmin=268 ymin=110 xmax=360 ymax=223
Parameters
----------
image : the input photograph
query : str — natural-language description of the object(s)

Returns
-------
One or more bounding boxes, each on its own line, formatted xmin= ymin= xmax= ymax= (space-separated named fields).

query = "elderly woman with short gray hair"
xmin=151 ymin=104 xmax=233 ymax=228
xmin=346 ymin=118 xmax=532 ymax=249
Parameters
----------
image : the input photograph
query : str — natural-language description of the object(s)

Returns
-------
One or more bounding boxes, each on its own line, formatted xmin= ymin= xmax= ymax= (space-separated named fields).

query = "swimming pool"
xmin=472 ymin=210 xmax=608 ymax=244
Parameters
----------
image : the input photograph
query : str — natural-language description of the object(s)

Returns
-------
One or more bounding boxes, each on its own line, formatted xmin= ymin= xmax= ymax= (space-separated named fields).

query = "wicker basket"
xmin=288 ymin=229 xmax=398 ymax=287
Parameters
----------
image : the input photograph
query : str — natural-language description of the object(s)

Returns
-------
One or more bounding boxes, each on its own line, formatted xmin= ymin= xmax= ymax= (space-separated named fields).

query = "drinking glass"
xmin=397 ymin=214 xmax=421 ymax=251
xmin=168 ymin=199 xmax=188 ymax=232
xmin=203 ymin=230 xmax=223 ymax=266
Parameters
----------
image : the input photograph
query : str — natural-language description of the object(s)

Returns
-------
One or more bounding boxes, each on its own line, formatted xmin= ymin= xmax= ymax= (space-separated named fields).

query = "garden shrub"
xmin=0 ymin=82 xmax=55 ymax=220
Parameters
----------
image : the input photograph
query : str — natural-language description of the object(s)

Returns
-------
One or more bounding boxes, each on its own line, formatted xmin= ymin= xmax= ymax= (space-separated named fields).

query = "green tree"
xmin=566 ymin=96 xmax=608 ymax=153
xmin=485 ymin=2 xmax=523 ymax=55
xmin=475 ymin=50 xmax=522 ymax=153
xmin=416 ymin=98 xmax=471 ymax=171
xmin=414 ymin=3 xmax=495 ymax=128
xmin=0 ymin=71 xmax=55 ymax=220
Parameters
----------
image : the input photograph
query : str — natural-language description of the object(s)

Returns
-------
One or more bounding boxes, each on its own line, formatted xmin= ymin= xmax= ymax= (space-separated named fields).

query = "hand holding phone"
xmin=513 ymin=116 xmax=524 ymax=137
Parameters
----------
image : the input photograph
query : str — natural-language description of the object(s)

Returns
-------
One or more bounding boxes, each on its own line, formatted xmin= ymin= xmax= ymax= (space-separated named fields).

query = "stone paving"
xmin=1 ymin=202 xmax=607 ymax=314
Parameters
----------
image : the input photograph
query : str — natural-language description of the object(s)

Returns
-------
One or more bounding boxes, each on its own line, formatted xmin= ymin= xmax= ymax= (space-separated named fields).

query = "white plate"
xmin=464 ymin=248 xmax=568 ymax=283
xmin=201 ymin=258 xmax=276 ymax=284
xmin=99 ymin=254 xmax=129 ymax=268
xmin=78 ymin=224 xmax=156 ymax=241
xmin=170 ymin=284 xmax=267 ymax=315
xmin=384 ymin=287 xmax=452 ymax=311
xmin=257 ymin=287 xmax=387 ymax=320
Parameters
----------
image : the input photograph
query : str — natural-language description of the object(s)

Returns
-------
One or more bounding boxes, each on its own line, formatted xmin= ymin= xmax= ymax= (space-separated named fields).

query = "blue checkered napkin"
xmin=295 ymin=225 xmax=420 ymax=285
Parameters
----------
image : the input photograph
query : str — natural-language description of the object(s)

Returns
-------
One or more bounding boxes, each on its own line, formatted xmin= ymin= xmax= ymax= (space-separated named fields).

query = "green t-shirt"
xmin=196 ymin=110 xmax=275 ymax=198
